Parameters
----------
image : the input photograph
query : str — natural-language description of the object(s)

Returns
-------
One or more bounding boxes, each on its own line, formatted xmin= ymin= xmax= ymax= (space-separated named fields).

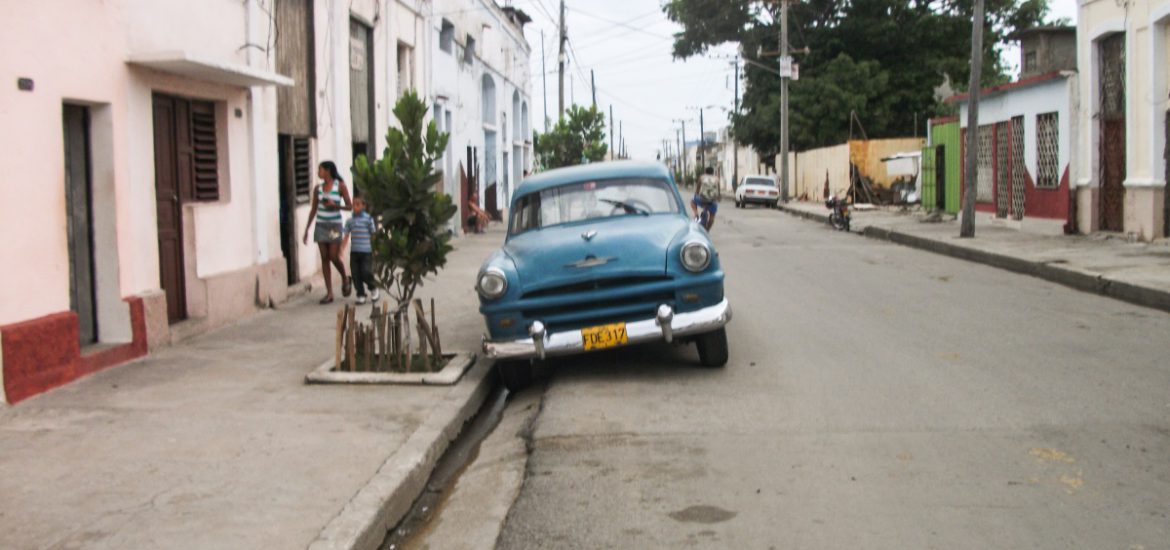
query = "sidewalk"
xmin=778 ymin=201 xmax=1170 ymax=313
xmin=0 ymin=230 xmax=504 ymax=550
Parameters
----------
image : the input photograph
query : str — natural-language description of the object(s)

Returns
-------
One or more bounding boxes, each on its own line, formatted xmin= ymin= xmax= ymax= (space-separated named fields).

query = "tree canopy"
xmin=663 ymin=0 xmax=1052 ymax=161
xmin=535 ymin=105 xmax=609 ymax=170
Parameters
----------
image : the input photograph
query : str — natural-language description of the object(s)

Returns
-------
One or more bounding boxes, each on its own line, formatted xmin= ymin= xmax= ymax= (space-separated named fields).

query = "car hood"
xmin=504 ymin=214 xmax=689 ymax=292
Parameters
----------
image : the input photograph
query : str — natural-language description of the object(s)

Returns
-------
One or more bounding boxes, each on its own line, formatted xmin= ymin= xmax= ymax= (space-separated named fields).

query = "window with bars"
xmin=189 ymin=101 xmax=220 ymax=202
xmin=1009 ymin=116 xmax=1025 ymax=220
xmin=1099 ymin=33 xmax=1125 ymax=118
xmin=1036 ymin=112 xmax=1059 ymax=189
xmin=977 ymin=124 xmax=994 ymax=203
xmin=292 ymin=137 xmax=312 ymax=203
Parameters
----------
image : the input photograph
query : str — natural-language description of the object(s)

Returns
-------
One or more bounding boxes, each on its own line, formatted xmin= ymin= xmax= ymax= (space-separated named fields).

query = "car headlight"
xmin=477 ymin=267 xmax=508 ymax=299
xmin=680 ymin=241 xmax=712 ymax=272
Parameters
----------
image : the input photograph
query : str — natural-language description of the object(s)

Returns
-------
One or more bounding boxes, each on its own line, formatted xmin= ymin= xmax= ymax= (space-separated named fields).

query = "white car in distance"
xmin=734 ymin=175 xmax=780 ymax=209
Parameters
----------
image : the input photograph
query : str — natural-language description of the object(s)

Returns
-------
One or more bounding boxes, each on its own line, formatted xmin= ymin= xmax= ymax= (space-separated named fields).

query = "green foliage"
xmin=534 ymin=105 xmax=608 ymax=169
xmin=664 ymin=0 xmax=1052 ymax=160
xmin=352 ymin=90 xmax=457 ymax=309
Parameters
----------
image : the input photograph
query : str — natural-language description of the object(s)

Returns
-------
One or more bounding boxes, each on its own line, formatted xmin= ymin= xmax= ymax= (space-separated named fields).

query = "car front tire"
xmin=496 ymin=360 xmax=534 ymax=391
xmin=695 ymin=328 xmax=729 ymax=368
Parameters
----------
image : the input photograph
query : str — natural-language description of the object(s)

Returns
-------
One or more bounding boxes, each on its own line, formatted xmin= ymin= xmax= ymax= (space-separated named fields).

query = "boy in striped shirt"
xmin=343 ymin=197 xmax=380 ymax=304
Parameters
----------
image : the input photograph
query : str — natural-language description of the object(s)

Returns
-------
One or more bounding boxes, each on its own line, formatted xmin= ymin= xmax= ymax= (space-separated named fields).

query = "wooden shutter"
xmin=190 ymin=101 xmax=220 ymax=201
xmin=293 ymin=137 xmax=312 ymax=202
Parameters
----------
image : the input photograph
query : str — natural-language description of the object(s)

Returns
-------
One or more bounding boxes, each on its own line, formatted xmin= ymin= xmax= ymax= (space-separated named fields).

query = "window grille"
xmin=293 ymin=137 xmax=312 ymax=203
xmin=1035 ymin=112 xmax=1059 ymax=189
xmin=977 ymin=124 xmax=994 ymax=203
xmin=1099 ymin=33 xmax=1125 ymax=118
xmin=1010 ymin=116 xmax=1025 ymax=220
xmin=190 ymin=101 xmax=219 ymax=202
xmin=995 ymin=122 xmax=1010 ymax=217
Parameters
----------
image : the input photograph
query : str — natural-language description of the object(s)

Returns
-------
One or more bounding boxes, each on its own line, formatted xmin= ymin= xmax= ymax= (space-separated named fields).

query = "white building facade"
xmin=0 ymin=0 xmax=532 ymax=404
xmin=429 ymin=1 xmax=533 ymax=234
xmin=1075 ymin=0 xmax=1170 ymax=239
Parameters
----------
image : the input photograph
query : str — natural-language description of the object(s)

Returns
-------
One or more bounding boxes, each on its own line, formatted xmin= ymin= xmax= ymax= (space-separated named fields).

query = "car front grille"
xmin=521 ymin=275 xmax=672 ymax=299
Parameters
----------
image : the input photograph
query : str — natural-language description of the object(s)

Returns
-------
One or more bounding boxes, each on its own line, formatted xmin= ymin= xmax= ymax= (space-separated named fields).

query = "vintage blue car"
xmin=476 ymin=160 xmax=732 ymax=388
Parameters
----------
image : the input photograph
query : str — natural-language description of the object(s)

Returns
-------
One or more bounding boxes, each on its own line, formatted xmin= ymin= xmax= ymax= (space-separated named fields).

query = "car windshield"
xmin=744 ymin=177 xmax=776 ymax=187
xmin=510 ymin=177 xmax=680 ymax=234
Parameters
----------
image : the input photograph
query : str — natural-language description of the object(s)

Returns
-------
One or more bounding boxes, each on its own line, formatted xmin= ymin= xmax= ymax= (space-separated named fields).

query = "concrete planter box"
xmin=304 ymin=352 xmax=477 ymax=386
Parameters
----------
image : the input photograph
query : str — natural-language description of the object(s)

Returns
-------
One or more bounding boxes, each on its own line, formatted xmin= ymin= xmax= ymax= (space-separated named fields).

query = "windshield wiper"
xmin=599 ymin=199 xmax=649 ymax=216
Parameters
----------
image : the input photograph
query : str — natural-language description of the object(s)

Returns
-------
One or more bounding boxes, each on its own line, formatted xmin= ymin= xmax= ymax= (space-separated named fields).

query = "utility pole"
xmin=609 ymin=105 xmax=615 ymax=160
xmin=591 ymin=69 xmax=597 ymax=109
xmin=676 ymin=129 xmax=682 ymax=176
xmin=961 ymin=0 xmax=985 ymax=238
xmin=698 ymin=108 xmax=706 ymax=169
xmin=732 ymin=59 xmax=740 ymax=191
xmin=557 ymin=0 xmax=566 ymax=121
xmin=779 ymin=0 xmax=790 ymax=202
xmin=541 ymin=30 xmax=549 ymax=132
xmin=619 ymin=121 xmax=623 ymax=159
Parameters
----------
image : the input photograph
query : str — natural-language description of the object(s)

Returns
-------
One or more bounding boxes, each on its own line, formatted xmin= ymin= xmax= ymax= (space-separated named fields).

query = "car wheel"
xmin=496 ymin=360 xmax=534 ymax=391
xmin=770 ymin=201 xmax=779 ymax=209
xmin=695 ymin=328 xmax=729 ymax=368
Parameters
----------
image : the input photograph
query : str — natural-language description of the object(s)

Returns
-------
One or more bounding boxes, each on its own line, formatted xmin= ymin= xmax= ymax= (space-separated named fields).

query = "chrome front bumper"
xmin=482 ymin=298 xmax=732 ymax=361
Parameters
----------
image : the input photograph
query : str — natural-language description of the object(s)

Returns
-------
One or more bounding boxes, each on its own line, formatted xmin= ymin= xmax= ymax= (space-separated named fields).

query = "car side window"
xmin=511 ymin=194 xmax=540 ymax=234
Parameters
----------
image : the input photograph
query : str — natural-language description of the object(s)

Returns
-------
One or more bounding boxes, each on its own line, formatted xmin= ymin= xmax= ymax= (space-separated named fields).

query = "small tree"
xmin=353 ymin=90 xmax=456 ymax=310
xmin=535 ymin=105 xmax=608 ymax=169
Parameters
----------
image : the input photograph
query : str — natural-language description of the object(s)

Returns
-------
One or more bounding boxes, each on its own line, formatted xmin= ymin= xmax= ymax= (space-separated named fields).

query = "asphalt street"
xmin=492 ymin=205 xmax=1170 ymax=549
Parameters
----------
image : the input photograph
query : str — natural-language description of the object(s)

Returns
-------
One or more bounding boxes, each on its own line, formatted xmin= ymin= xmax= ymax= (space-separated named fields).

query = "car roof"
xmin=515 ymin=160 xmax=672 ymax=199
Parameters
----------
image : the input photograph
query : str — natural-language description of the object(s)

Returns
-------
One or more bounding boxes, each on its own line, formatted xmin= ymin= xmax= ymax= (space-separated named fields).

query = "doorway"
xmin=1098 ymin=33 xmax=1126 ymax=232
xmin=350 ymin=18 xmax=375 ymax=163
xmin=63 ymin=105 xmax=97 ymax=345
xmin=935 ymin=145 xmax=947 ymax=211
xmin=151 ymin=95 xmax=190 ymax=323
xmin=278 ymin=135 xmax=309 ymax=284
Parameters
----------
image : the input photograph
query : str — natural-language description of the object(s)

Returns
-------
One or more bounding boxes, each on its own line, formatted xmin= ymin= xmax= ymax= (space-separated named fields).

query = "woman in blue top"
xmin=302 ymin=161 xmax=353 ymax=304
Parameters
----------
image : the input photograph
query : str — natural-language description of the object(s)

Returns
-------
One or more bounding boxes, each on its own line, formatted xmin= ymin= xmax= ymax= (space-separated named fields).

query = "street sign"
xmin=792 ymin=63 xmax=799 ymax=81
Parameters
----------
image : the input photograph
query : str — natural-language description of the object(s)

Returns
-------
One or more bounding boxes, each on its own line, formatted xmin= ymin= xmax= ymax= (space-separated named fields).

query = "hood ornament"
xmin=581 ymin=229 xmax=598 ymax=241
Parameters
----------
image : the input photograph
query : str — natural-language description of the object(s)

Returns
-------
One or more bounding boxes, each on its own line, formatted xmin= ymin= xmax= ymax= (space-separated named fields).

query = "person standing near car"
xmin=690 ymin=166 xmax=720 ymax=230
xmin=303 ymin=161 xmax=352 ymax=304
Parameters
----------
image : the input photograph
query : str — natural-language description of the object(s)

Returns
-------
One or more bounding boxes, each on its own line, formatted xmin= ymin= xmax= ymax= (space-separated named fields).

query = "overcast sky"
xmin=507 ymin=0 xmax=1079 ymax=160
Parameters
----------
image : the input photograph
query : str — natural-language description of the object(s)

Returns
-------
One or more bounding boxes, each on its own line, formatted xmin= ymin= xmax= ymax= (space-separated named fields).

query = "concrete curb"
xmin=778 ymin=204 xmax=1170 ymax=315
xmin=307 ymin=359 xmax=496 ymax=550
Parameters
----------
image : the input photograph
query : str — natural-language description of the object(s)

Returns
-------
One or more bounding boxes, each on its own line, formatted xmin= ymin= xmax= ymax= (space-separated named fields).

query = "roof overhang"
xmin=946 ymin=71 xmax=1070 ymax=104
xmin=127 ymin=51 xmax=294 ymax=88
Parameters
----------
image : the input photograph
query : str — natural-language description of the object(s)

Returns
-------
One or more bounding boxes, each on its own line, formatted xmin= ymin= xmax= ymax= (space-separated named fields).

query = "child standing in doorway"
xmin=343 ymin=196 xmax=379 ymax=305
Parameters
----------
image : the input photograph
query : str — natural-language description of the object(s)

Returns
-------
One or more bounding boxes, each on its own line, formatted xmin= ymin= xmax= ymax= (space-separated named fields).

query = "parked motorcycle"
xmin=826 ymin=195 xmax=851 ymax=231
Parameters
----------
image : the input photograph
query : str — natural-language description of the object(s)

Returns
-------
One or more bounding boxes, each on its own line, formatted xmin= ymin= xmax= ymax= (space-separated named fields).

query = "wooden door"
xmin=1100 ymin=120 xmax=1126 ymax=232
xmin=278 ymin=135 xmax=300 ymax=284
xmin=935 ymin=145 xmax=946 ymax=211
xmin=63 ymin=104 xmax=97 ymax=345
xmin=152 ymin=95 xmax=189 ymax=323
xmin=1099 ymin=33 xmax=1126 ymax=232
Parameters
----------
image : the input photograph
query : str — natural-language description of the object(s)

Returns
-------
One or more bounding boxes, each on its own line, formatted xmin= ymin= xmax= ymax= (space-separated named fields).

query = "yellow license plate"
xmin=581 ymin=322 xmax=629 ymax=351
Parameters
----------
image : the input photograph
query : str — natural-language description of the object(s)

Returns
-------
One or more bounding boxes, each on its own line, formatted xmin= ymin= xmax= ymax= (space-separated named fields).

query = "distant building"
xmin=949 ymin=27 xmax=1078 ymax=234
xmin=1014 ymin=26 xmax=1077 ymax=78
xmin=430 ymin=0 xmax=533 ymax=233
